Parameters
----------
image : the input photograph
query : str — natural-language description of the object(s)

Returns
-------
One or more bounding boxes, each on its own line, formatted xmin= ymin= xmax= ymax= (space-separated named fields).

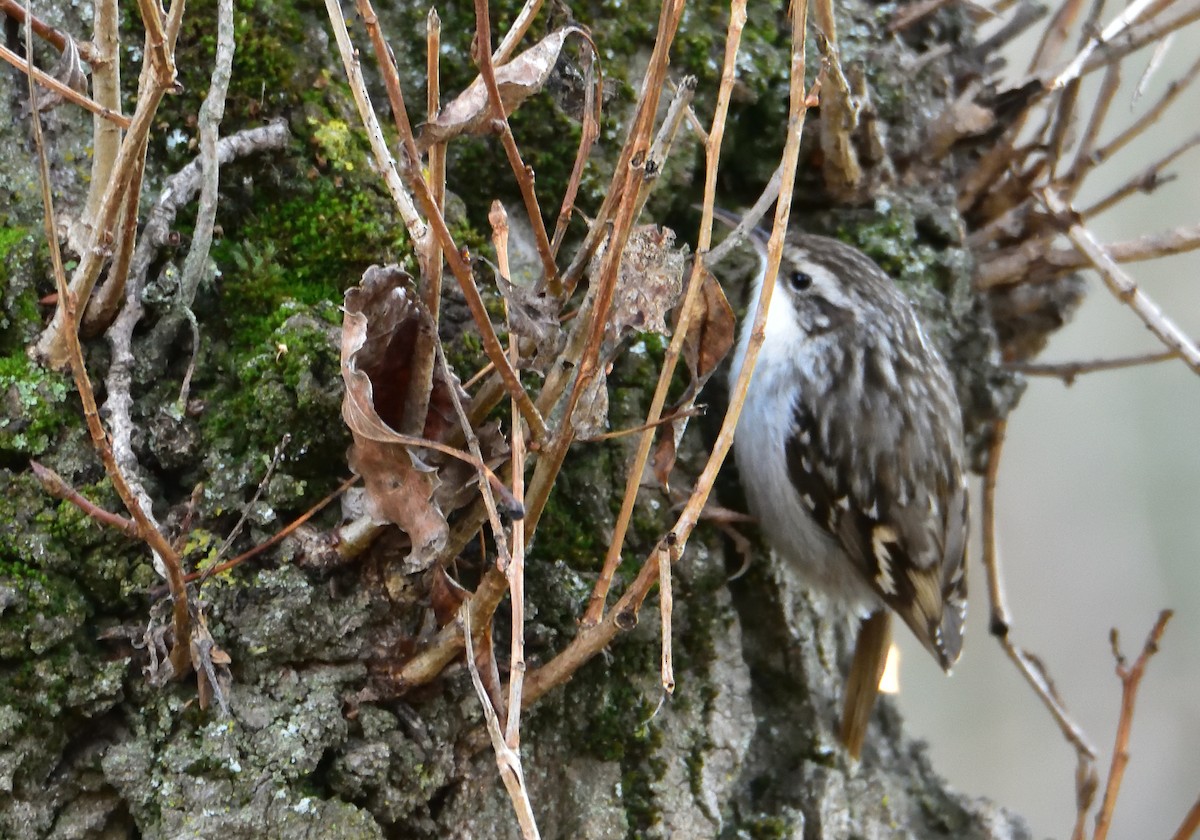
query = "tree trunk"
xmin=0 ymin=0 xmax=1048 ymax=837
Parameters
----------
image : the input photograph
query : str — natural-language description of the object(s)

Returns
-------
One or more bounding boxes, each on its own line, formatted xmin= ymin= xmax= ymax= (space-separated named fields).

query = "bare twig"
xmin=658 ymin=538 xmax=674 ymax=694
xmin=493 ymin=0 xmax=546 ymax=65
xmin=980 ymin=420 xmax=1099 ymax=840
xmin=211 ymin=434 xmax=289 ymax=566
xmin=29 ymin=460 xmax=140 ymax=539
xmin=550 ymin=38 xmax=602 ymax=258
xmin=472 ymin=0 xmax=560 ymax=295
xmin=426 ymin=9 xmax=446 ymax=321
xmin=0 ymin=43 xmax=131 ymax=129
xmin=1170 ymin=795 xmax=1200 ymax=840
xmin=1006 ymin=349 xmax=1179 ymax=383
xmin=1043 ymin=189 xmax=1200 ymax=376
xmin=976 ymin=222 xmax=1200 ymax=288
xmin=1092 ymin=611 xmax=1174 ymax=840
xmin=1082 ymin=132 xmax=1200 ymax=217
xmin=171 ymin=475 xmax=358 ymax=588
xmin=503 ymin=269 xmax=528 ymax=748
xmin=461 ymin=601 xmax=541 ymax=840
xmin=582 ymin=0 xmax=747 ymax=627
xmin=24 ymin=14 xmax=193 ymax=677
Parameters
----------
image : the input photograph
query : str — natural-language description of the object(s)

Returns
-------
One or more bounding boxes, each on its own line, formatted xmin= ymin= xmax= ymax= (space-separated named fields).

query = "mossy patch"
xmin=197 ymin=300 xmax=349 ymax=516
xmin=0 ymin=352 xmax=74 ymax=459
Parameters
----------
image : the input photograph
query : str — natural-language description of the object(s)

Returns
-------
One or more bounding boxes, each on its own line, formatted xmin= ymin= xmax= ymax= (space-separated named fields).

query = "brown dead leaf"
xmin=651 ymin=418 xmax=678 ymax=492
xmin=418 ymin=26 xmax=586 ymax=151
xmin=590 ymin=225 xmax=688 ymax=352
xmin=681 ymin=267 xmax=735 ymax=387
xmin=431 ymin=566 xmax=470 ymax=628
xmin=342 ymin=265 xmax=449 ymax=572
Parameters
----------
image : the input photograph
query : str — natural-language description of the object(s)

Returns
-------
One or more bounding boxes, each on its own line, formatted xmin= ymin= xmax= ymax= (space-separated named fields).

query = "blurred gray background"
xmin=895 ymin=24 xmax=1200 ymax=840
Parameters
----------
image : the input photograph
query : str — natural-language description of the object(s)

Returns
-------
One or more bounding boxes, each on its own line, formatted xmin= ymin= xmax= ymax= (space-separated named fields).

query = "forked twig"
xmin=1092 ymin=610 xmax=1173 ymax=840
xmin=582 ymin=0 xmax=749 ymax=627
xmin=461 ymin=601 xmax=541 ymax=840
xmin=981 ymin=420 xmax=1099 ymax=839
xmin=520 ymin=0 xmax=812 ymax=707
xmin=24 ymin=15 xmax=193 ymax=677
xmin=472 ymin=0 xmax=560 ymax=294
xmin=1042 ymin=189 xmax=1200 ymax=376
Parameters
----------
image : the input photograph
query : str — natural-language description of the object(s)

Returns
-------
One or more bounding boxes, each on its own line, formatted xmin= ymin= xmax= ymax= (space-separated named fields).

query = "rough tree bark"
xmin=0 ymin=0 xmax=1057 ymax=837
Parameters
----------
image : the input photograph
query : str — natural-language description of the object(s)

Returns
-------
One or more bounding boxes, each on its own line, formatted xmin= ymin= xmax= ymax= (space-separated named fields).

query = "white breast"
xmin=728 ymin=270 xmax=882 ymax=614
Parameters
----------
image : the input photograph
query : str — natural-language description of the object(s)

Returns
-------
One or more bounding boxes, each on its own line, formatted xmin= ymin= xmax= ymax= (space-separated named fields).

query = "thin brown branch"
xmin=493 ymin=0 xmax=545 ymax=65
xmin=24 ymin=20 xmax=192 ymax=676
xmin=29 ymin=460 xmax=140 ymax=539
xmin=175 ymin=476 xmax=358 ymax=587
xmin=1082 ymin=132 xmax=1200 ymax=217
xmin=981 ymin=419 xmax=1099 ymax=839
xmin=0 ymin=43 xmax=131 ymax=128
xmin=1043 ymin=189 xmax=1200 ymax=375
xmin=976 ymin=222 xmax=1200 ymax=288
xmin=1170 ymin=795 xmax=1200 ymax=840
xmin=582 ymin=0 xmax=747 ymax=627
xmin=1006 ymin=348 xmax=1179 ymax=383
xmin=582 ymin=406 xmax=705 ymax=441
xmin=472 ymin=0 xmax=560 ymax=295
xmin=1092 ymin=610 xmax=1174 ymax=840
xmin=426 ymin=9 xmax=446 ymax=321
xmin=550 ymin=37 xmax=602 ymax=258
xmin=1060 ymin=63 xmax=1120 ymax=193
xmin=1028 ymin=0 xmax=1088 ymax=72
xmin=1087 ymin=52 xmax=1200 ymax=173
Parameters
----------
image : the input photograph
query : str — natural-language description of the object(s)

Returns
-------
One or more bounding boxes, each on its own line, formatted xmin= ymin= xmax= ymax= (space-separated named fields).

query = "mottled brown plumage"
xmin=728 ymin=227 xmax=968 ymax=756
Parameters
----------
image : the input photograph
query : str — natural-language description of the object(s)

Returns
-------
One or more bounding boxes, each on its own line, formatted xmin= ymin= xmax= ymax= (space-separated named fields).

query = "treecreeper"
xmin=728 ymin=223 xmax=969 ymax=757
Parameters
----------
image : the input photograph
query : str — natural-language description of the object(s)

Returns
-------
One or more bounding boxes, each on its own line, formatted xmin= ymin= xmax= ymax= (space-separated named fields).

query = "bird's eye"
xmin=789 ymin=271 xmax=814 ymax=291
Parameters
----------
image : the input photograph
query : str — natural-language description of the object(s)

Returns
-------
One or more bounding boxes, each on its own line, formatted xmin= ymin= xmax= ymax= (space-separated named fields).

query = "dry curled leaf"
xmin=430 ymin=566 xmax=470 ymax=628
xmin=341 ymin=265 xmax=448 ymax=572
xmin=681 ymin=266 xmax=735 ymax=388
xmin=653 ymin=265 xmax=734 ymax=489
xmin=418 ymin=26 xmax=586 ymax=150
xmin=589 ymin=225 xmax=688 ymax=353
